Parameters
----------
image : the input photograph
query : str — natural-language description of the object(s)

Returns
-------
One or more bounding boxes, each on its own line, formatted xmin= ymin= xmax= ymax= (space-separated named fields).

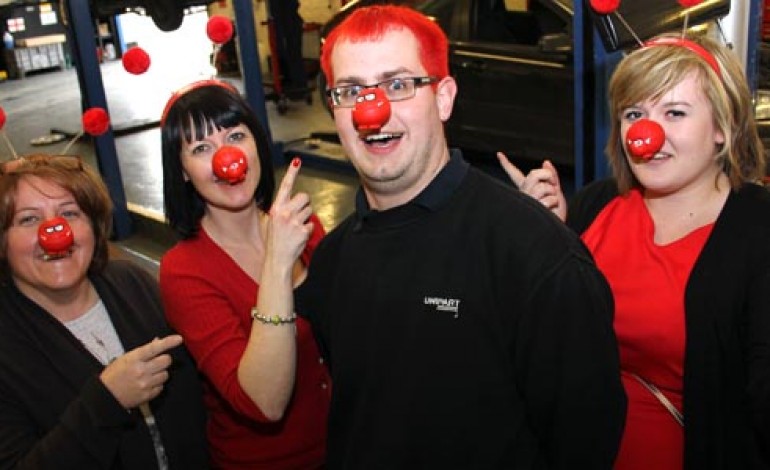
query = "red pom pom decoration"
xmin=0 ymin=106 xmax=6 ymax=130
xmin=82 ymin=107 xmax=110 ymax=136
xmin=589 ymin=0 xmax=620 ymax=15
xmin=678 ymin=0 xmax=703 ymax=7
xmin=625 ymin=119 xmax=665 ymax=160
xmin=207 ymin=15 xmax=234 ymax=45
xmin=122 ymin=47 xmax=151 ymax=75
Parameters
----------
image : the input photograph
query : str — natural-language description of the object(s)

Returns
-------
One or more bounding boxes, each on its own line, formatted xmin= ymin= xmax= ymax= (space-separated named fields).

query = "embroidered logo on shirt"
xmin=424 ymin=297 xmax=461 ymax=318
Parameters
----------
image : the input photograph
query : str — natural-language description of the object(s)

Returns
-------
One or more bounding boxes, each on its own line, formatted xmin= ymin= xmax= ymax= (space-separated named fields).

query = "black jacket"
xmin=0 ymin=260 xmax=209 ymax=469
xmin=569 ymin=179 xmax=770 ymax=470
xmin=298 ymin=152 xmax=626 ymax=469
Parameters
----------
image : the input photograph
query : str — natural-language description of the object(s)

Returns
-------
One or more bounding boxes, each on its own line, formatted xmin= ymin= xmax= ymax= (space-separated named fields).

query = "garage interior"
xmin=0 ymin=0 xmax=767 ymax=269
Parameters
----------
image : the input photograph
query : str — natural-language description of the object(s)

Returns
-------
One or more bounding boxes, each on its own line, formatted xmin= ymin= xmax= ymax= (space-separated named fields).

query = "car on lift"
xmin=91 ymin=0 xmax=213 ymax=32
xmin=320 ymin=0 xmax=730 ymax=169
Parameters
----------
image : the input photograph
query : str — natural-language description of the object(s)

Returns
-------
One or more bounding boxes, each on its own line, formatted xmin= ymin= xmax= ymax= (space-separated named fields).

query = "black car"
xmin=320 ymin=0 xmax=730 ymax=169
xmin=436 ymin=0 xmax=575 ymax=166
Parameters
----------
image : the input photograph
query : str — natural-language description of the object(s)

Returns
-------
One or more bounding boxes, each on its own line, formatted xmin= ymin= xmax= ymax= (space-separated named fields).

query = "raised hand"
xmin=100 ymin=335 xmax=184 ymax=409
xmin=265 ymin=157 xmax=314 ymax=270
xmin=497 ymin=152 xmax=567 ymax=222
xmin=238 ymin=157 xmax=312 ymax=419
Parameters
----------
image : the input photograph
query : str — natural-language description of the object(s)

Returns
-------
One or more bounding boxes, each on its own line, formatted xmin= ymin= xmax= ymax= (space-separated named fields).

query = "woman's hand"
xmin=238 ymin=157 xmax=311 ymax=421
xmin=497 ymin=152 xmax=567 ymax=222
xmin=264 ymin=157 xmax=314 ymax=272
xmin=100 ymin=335 xmax=183 ymax=409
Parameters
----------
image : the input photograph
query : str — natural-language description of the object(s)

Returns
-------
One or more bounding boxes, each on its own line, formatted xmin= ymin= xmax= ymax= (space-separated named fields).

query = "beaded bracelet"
xmin=250 ymin=307 xmax=297 ymax=325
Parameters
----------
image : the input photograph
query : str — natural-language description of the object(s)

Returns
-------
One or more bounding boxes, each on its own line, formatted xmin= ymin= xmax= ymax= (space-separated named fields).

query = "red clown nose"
xmin=625 ymin=119 xmax=665 ymax=160
xmin=212 ymin=146 xmax=248 ymax=184
xmin=38 ymin=216 xmax=74 ymax=257
xmin=352 ymin=88 xmax=391 ymax=134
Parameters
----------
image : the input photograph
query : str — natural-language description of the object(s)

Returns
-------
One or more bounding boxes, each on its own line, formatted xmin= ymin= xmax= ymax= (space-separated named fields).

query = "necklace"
xmin=63 ymin=300 xmax=123 ymax=366
xmin=88 ymin=332 xmax=116 ymax=364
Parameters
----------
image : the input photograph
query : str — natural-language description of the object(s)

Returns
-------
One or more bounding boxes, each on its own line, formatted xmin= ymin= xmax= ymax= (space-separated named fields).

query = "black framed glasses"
xmin=0 ymin=155 xmax=83 ymax=176
xmin=326 ymin=76 xmax=438 ymax=108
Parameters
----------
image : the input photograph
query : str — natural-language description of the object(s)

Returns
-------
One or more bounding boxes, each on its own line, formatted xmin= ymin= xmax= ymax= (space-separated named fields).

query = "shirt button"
xmin=318 ymin=357 xmax=324 ymax=364
xmin=321 ymin=382 xmax=328 ymax=389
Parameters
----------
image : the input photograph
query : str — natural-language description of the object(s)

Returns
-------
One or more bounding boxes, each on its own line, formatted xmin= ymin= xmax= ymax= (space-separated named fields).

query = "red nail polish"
xmin=292 ymin=157 xmax=301 ymax=167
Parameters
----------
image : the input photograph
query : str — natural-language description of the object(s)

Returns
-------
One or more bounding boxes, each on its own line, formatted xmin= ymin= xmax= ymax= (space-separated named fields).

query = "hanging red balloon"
xmin=678 ymin=0 xmax=703 ymax=7
xmin=207 ymin=15 xmax=234 ymax=45
xmin=0 ymin=106 xmax=6 ymax=130
xmin=625 ymin=119 xmax=665 ymax=160
xmin=212 ymin=145 xmax=248 ymax=184
xmin=82 ymin=107 xmax=110 ymax=136
xmin=589 ymin=0 xmax=620 ymax=15
xmin=122 ymin=46 xmax=151 ymax=75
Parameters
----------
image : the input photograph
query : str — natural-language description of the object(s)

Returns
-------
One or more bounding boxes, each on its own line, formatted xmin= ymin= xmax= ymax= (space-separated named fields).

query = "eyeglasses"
xmin=0 ymin=155 xmax=83 ymax=176
xmin=326 ymin=76 xmax=438 ymax=108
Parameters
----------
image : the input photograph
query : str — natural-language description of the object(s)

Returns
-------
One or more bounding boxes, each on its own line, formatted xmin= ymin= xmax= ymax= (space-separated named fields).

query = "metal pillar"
xmin=588 ymin=29 xmax=622 ymax=184
xmin=572 ymin=0 xmax=587 ymax=189
xmin=232 ymin=0 xmax=283 ymax=164
xmin=746 ymin=0 xmax=764 ymax=93
xmin=65 ymin=0 xmax=131 ymax=239
xmin=573 ymin=0 xmax=618 ymax=188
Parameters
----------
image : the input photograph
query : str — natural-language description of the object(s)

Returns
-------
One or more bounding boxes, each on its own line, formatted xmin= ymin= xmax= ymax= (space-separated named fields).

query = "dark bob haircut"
xmin=161 ymin=82 xmax=276 ymax=239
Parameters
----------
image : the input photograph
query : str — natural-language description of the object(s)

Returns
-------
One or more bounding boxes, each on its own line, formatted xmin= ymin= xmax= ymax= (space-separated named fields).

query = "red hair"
xmin=320 ymin=5 xmax=448 ymax=84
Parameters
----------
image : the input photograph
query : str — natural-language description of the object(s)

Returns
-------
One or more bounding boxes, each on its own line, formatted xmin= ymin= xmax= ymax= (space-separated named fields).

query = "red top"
xmin=581 ymin=190 xmax=713 ymax=470
xmin=159 ymin=215 xmax=330 ymax=469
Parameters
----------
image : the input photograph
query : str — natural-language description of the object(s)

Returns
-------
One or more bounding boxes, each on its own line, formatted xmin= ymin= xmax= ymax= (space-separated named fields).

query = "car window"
xmin=472 ymin=0 xmax=569 ymax=47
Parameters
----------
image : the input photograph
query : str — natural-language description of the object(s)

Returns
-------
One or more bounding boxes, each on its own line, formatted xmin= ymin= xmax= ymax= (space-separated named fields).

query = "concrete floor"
xmin=0 ymin=59 xmax=359 ymax=269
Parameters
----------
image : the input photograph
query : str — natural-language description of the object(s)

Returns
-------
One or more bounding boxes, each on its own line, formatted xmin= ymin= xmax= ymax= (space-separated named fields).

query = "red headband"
xmin=160 ymin=79 xmax=239 ymax=127
xmin=642 ymin=37 xmax=721 ymax=78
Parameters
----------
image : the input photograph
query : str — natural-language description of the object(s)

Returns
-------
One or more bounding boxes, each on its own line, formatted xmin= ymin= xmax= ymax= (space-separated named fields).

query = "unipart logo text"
xmin=423 ymin=297 xmax=461 ymax=318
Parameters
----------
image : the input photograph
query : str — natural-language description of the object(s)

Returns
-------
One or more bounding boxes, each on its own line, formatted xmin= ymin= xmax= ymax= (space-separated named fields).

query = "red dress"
xmin=159 ymin=215 xmax=330 ymax=469
xmin=581 ymin=190 xmax=713 ymax=470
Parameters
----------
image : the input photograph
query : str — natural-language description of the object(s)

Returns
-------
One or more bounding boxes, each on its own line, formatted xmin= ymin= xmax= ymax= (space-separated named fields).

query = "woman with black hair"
xmin=159 ymin=81 xmax=329 ymax=469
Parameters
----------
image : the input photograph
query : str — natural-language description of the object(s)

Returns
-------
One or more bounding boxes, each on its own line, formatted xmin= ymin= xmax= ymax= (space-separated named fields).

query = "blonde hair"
xmin=606 ymin=33 xmax=765 ymax=193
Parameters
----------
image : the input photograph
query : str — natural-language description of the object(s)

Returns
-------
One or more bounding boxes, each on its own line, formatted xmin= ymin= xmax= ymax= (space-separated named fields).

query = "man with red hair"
xmin=296 ymin=5 xmax=625 ymax=468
